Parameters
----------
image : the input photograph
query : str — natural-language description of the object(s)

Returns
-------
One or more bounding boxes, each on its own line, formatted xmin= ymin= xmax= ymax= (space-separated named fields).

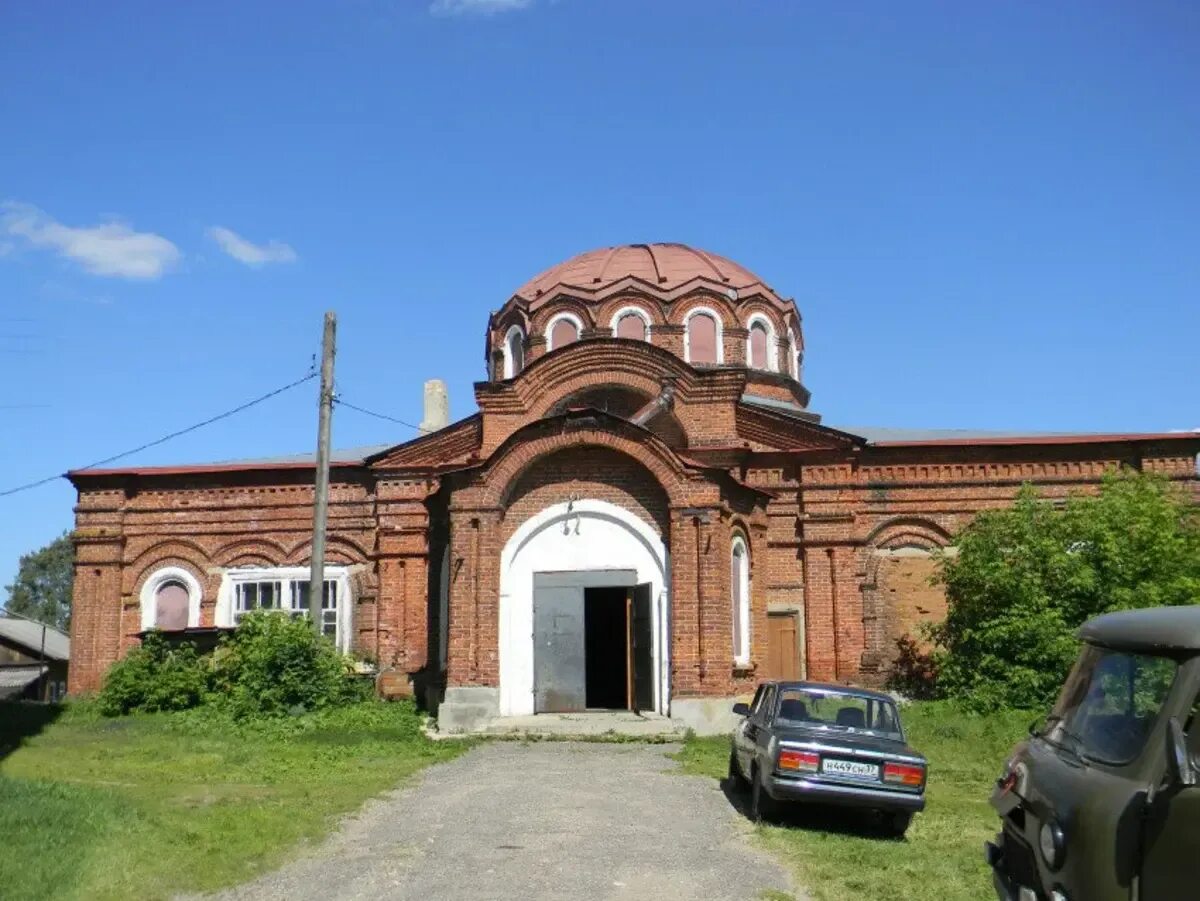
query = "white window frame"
xmin=683 ymin=306 xmax=724 ymax=364
xmin=787 ymin=328 xmax=800 ymax=379
xmin=502 ymin=325 xmax=525 ymax=379
xmin=609 ymin=305 xmax=652 ymax=341
xmin=731 ymin=535 xmax=751 ymax=666
xmin=216 ymin=566 xmax=353 ymax=652
xmin=139 ymin=566 xmax=203 ymax=632
xmin=544 ymin=312 xmax=584 ymax=351
xmin=746 ymin=313 xmax=778 ymax=372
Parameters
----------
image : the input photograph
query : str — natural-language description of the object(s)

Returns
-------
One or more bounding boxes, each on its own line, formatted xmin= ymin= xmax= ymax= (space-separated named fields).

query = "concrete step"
xmin=474 ymin=711 xmax=690 ymax=740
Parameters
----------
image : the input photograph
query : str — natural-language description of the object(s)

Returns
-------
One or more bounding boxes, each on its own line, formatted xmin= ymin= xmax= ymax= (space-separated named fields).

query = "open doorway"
xmin=584 ymin=587 xmax=627 ymax=709
xmin=532 ymin=572 xmax=657 ymax=715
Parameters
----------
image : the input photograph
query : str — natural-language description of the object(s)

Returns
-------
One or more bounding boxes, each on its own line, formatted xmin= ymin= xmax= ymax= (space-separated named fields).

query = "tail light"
xmin=778 ymin=749 xmax=820 ymax=773
xmin=883 ymin=762 xmax=925 ymax=786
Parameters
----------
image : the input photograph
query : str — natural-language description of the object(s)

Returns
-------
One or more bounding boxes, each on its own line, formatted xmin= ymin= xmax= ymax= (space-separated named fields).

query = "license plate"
xmin=821 ymin=758 xmax=879 ymax=780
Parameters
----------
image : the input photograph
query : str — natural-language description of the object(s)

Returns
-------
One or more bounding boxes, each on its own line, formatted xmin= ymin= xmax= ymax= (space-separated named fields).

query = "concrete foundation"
xmin=669 ymin=697 xmax=743 ymax=736
xmin=436 ymin=686 xmax=500 ymax=734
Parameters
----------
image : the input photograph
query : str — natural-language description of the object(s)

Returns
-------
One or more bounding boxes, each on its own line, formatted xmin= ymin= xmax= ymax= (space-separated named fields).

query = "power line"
xmin=334 ymin=396 xmax=421 ymax=431
xmin=0 ymin=371 xmax=317 ymax=498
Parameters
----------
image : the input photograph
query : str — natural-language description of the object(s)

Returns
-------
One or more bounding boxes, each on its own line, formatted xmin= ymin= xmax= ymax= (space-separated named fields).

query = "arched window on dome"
xmin=684 ymin=308 xmax=722 ymax=365
xmin=787 ymin=329 xmax=800 ymax=379
xmin=611 ymin=306 xmax=650 ymax=341
xmin=546 ymin=313 xmax=582 ymax=352
xmin=746 ymin=315 xmax=777 ymax=371
xmin=502 ymin=325 xmax=525 ymax=379
xmin=731 ymin=534 xmax=751 ymax=666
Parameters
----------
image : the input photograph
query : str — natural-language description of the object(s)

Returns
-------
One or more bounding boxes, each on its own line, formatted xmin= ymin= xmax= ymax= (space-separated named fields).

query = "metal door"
xmin=631 ymin=584 xmax=655 ymax=713
xmin=533 ymin=584 xmax=586 ymax=713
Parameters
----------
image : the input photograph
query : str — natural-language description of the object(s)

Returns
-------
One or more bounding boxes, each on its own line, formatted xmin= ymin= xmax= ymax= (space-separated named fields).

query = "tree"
xmin=931 ymin=471 xmax=1200 ymax=711
xmin=3 ymin=532 xmax=74 ymax=632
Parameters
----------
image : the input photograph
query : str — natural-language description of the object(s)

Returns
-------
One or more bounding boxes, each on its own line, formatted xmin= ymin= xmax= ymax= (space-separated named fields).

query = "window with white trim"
xmin=140 ymin=566 xmax=202 ymax=632
xmin=746 ymin=314 xmax=777 ymax=371
xmin=611 ymin=306 xmax=651 ymax=341
xmin=684 ymin=307 xmax=723 ymax=365
xmin=731 ymin=535 xmax=751 ymax=666
xmin=223 ymin=567 xmax=351 ymax=651
xmin=502 ymin=325 xmax=525 ymax=379
xmin=546 ymin=313 xmax=582 ymax=351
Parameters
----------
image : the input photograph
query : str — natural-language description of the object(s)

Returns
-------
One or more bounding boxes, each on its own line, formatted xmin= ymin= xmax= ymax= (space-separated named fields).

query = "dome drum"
xmin=486 ymin=243 xmax=806 ymax=391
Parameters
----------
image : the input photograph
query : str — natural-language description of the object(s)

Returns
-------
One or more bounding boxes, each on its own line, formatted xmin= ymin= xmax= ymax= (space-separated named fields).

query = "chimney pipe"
xmin=420 ymin=379 xmax=449 ymax=434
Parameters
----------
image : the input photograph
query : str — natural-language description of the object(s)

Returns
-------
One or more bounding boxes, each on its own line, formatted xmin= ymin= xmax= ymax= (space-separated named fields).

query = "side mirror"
xmin=732 ymin=702 xmax=750 ymax=717
xmin=1167 ymin=717 xmax=1196 ymax=787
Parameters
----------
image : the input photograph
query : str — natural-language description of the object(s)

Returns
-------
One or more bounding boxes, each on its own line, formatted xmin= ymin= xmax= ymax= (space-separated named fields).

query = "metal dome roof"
xmin=512 ymin=243 xmax=785 ymax=305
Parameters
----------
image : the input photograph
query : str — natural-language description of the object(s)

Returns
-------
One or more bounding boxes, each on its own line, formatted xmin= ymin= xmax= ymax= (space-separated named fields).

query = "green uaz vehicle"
xmin=986 ymin=605 xmax=1200 ymax=901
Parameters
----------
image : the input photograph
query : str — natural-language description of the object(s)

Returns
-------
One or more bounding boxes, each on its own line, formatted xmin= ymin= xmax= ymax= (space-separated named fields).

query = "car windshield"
xmin=1044 ymin=645 xmax=1177 ymax=765
xmin=774 ymin=687 xmax=903 ymax=739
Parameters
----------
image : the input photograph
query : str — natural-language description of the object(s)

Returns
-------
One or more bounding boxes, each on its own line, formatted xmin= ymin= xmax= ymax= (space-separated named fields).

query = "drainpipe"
xmin=828 ymin=547 xmax=840 ymax=682
xmin=694 ymin=515 xmax=704 ymax=688
xmin=630 ymin=379 xmax=677 ymax=429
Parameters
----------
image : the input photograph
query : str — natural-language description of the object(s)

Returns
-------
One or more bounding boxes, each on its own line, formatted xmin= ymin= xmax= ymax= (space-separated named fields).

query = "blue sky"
xmin=1 ymin=0 xmax=1197 ymax=593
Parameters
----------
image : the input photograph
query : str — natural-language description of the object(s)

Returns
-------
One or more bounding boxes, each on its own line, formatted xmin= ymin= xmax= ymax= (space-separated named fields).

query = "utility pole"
xmin=309 ymin=312 xmax=336 ymax=638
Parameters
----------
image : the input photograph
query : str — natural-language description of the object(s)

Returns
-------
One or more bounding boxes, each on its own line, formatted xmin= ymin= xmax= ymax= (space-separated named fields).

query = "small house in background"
xmin=0 ymin=615 xmax=70 ymax=702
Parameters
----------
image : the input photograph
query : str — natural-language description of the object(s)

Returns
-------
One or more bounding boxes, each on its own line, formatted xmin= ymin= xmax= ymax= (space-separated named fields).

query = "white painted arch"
xmin=498 ymin=498 xmax=671 ymax=717
xmin=139 ymin=566 xmax=203 ymax=631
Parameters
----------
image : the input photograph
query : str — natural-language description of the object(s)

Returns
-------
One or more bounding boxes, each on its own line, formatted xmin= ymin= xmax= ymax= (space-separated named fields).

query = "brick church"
xmin=67 ymin=244 xmax=1199 ymax=732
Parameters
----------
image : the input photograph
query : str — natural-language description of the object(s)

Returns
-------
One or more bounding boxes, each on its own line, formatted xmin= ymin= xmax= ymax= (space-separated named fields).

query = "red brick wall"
xmin=502 ymin=447 xmax=670 ymax=540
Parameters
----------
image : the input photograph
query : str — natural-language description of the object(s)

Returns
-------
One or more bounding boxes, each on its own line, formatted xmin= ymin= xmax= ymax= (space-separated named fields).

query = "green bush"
xmin=932 ymin=471 xmax=1200 ymax=711
xmin=98 ymin=631 xmax=209 ymax=716
xmin=209 ymin=612 xmax=370 ymax=718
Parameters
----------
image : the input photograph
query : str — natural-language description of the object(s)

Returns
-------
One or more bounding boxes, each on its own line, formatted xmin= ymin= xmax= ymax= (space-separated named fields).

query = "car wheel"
xmin=883 ymin=811 xmax=912 ymax=838
xmin=727 ymin=748 xmax=748 ymax=790
xmin=750 ymin=765 xmax=779 ymax=824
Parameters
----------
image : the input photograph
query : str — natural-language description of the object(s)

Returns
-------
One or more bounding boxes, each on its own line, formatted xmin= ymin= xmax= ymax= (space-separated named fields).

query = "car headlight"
xmin=1039 ymin=820 xmax=1066 ymax=870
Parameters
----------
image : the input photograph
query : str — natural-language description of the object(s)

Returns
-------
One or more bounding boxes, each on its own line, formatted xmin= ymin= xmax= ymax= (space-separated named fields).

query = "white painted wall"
xmin=498 ymin=499 xmax=670 ymax=717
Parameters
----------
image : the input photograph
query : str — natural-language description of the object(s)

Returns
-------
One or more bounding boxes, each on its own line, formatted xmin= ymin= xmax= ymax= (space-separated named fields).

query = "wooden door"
xmin=766 ymin=612 xmax=800 ymax=681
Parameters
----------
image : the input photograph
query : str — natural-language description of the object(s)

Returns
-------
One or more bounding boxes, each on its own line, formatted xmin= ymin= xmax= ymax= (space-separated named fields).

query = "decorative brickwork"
xmin=66 ymin=243 xmax=1200 ymax=711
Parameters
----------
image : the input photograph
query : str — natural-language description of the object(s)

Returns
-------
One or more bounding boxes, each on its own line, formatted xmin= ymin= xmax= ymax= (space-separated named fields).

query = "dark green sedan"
xmin=728 ymin=680 xmax=927 ymax=837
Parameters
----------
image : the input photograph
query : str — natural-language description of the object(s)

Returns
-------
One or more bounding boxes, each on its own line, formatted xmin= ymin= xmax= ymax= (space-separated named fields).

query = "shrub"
xmin=885 ymin=633 xmax=939 ymax=700
xmin=932 ymin=471 xmax=1200 ymax=712
xmin=98 ymin=631 xmax=208 ymax=716
xmin=208 ymin=612 xmax=370 ymax=718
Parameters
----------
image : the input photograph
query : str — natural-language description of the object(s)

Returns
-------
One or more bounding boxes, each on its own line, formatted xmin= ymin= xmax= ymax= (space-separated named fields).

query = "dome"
xmin=512 ymin=243 xmax=785 ymax=305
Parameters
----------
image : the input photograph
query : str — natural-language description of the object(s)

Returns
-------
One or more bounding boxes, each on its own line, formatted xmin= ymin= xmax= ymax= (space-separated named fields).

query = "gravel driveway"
xmin=210 ymin=741 xmax=795 ymax=901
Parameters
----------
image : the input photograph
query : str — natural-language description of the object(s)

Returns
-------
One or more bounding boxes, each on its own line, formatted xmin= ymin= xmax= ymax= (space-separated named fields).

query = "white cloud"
xmin=430 ymin=0 xmax=534 ymax=16
xmin=206 ymin=226 xmax=298 ymax=266
xmin=1 ymin=202 xmax=181 ymax=280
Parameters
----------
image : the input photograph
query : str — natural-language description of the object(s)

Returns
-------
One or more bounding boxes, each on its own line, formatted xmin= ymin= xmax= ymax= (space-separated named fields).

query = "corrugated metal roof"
xmin=0 ymin=617 xmax=70 ymax=660
xmin=827 ymin=425 xmax=1066 ymax=443
xmin=191 ymin=444 xmax=395 ymax=467
xmin=0 ymin=664 xmax=47 ymax=698
xmin=740 ymin=393 xmax=822 ymax=422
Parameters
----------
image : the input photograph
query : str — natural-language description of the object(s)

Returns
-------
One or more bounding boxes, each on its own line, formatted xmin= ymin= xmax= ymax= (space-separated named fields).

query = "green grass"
xmin=673 ymin=701 xmax=1032 ymax=901
xmin=0 ymin=700 xmax=467 ymax=901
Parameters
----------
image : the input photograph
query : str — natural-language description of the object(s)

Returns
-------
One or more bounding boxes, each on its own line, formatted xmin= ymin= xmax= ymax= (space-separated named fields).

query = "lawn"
xmin=673 ymin=701 xmax=1031 ymax=901
xmin=0 ymin=700 xmax=466 ymax=901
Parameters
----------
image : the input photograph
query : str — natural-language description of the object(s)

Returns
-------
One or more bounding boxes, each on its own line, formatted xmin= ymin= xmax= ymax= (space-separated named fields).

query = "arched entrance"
xmin=498 ymin=499 xmax=670 ymax=717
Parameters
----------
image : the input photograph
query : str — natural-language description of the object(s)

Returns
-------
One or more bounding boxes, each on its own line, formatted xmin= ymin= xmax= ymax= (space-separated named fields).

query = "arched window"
xmin=684 ymin=308 xmax=722 ymax=365
xmin=140 ymin=566 xmax=202 ymax=632
xmin=154 ymin=580 xmax=190 ymax=631
xmin=746 ymin=314 xmax=777 ymax=371
xmin=749 ymin=322 xmax=769 ymax=369
xmin=546 ymin=313 xmax=582 ymax=351
xmin=502 ymin=325 xmax=525 ymax=379
xmin=731 ymin=535 xmax=751 ymax=666
xmin=787 ymin=330 xmax=799 ymax=379
xmin=611 ymin=306 xmax=650 ymax=341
